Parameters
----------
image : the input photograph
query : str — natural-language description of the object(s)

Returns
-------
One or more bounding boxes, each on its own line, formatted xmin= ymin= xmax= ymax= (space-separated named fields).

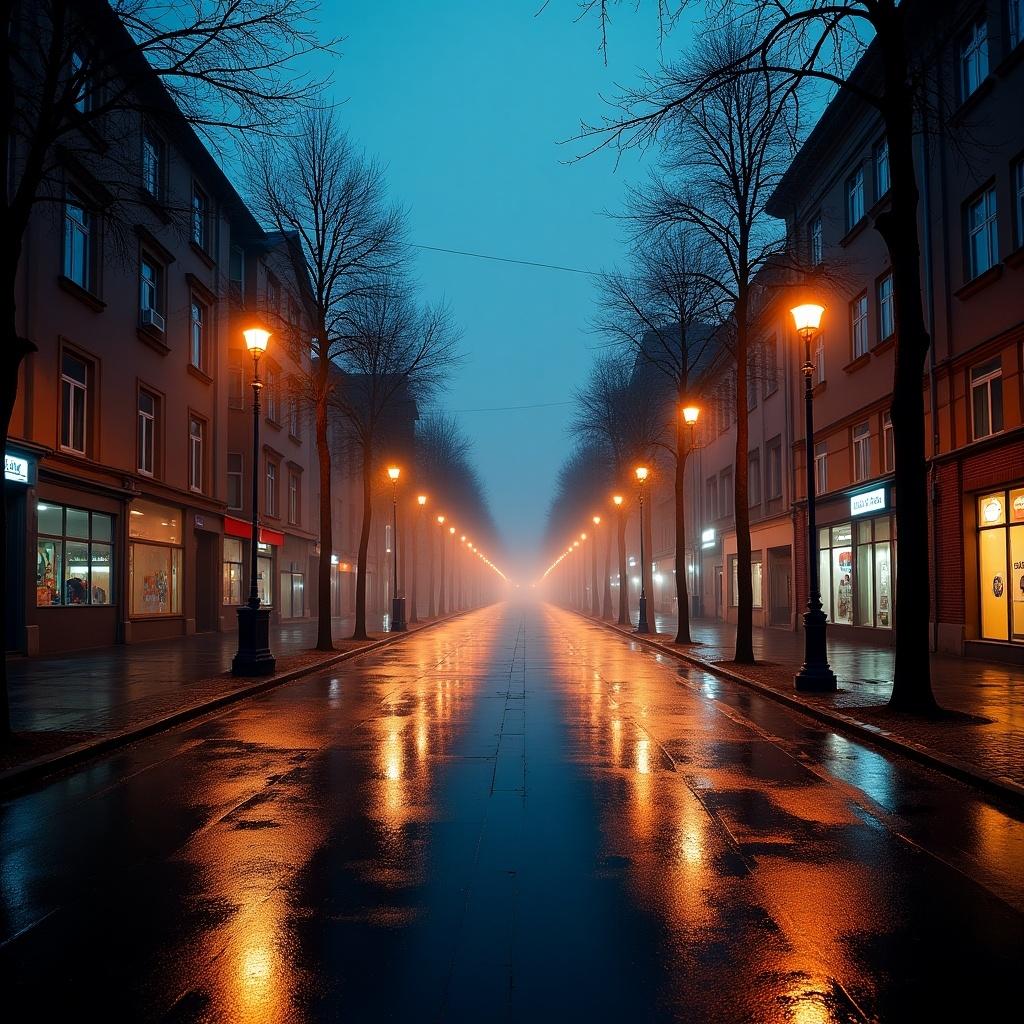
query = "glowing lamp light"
xmin=449 ymin=526 xmax=456 ymax=535
xmin=243 ymin=326 xmax=271 ymax=355
xmin=682 ymin=405 xmax=700 ymax=426
xmin=437 ymin=514 xmax=445 ymax=524
xmin=635 ymin=466 xmax=649 ymax=483
xmin=592 ymin=515 xmax=601 ymax=525
xmin=580 ymin=532 xmax=587 ymax=541
xmin=387 ymin=465 xmax=400 ymax=481
xmin=417 ymin=494 xmax=427 ymax=506
xmin=790 ymin=303 xmax=825 ymax=337
xmin=613 ymin=494 xmax=624 ymax=507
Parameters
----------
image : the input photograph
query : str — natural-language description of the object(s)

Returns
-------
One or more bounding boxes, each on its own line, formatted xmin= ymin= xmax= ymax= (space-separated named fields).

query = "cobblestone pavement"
xmin=1 ymin=602 xmax=1021 ymax=1021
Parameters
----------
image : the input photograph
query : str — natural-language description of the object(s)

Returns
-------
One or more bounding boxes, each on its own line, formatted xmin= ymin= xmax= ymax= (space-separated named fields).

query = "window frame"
xmin=1011 ymin=0 xmax=1023 ymax=49
xmin=63 ymin=188 xmax=94 ymax=290
xmin=877 ymin=273 xmax=894 ymax=342
xmin=35 ymin=502 xmax=114 ymax=607
xmin=766 ymin=437 xmax=783 ymax=500
xmin=970 ymin=357 xmax=1003 ymax=440
xmin=850 ymin=292 xmax=869 ymax=359
xmin=965 ymin=184 xmax=999 ymax=279
xmin=853 ymin=422 xmax=872 ymax=483
xmin=814 ymin=441 xmax=829 ymax=496
xmin=883 ymin=411 xmax=894 ymax=473
xmin=137 ymin=387 xmax=158 ymax=478
xmin=189 ymin=294 xmax=207 ymax=372
xmin=227 ymin=452 xmax=244 ymax=511
xmin=809 ymin=214 xmax=823 ymax=266
xmin=288 ymin=469 xmax=301 ymax=525
xmin=846 ymin=166 xmax=865 ymax=230
xmin=874 ymin=136 xmax=890 ymax=200
xmin=1012 ymin=155 xmax=1024 ymax=251
xmin=60 ymin=349 xmax=90 ymax=456
xmin=191 ymin=181 xmax=210 ymax=251
xmin=959 ymin=16 xmax=990 ymax=101
xmin=141 ymin=124 xmax=165 ymax=200
xmin=265 ymin=457 xmax=279 ymax=518
xmin=188 ymin=414 xmax=205 ymax=493
xmin=748 ymin=449 xmax=761 ymax=508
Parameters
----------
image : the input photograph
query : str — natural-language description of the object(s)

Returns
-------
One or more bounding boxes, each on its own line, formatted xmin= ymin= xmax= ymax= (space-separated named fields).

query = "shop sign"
xmin=701 ymin=528 xmax=716 ymax=549
xmin=4 ymin=452 xmax=30 ymax=484
xmin=850 ymin=487 xmax=886 ymax=517
xmin=1013 ymin=494 xmax=1024 ymax=522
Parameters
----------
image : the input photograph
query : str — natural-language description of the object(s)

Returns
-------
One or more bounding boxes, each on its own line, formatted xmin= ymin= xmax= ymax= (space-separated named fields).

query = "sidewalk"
xmin=1 ymin=612 xmax=439 ymax=780
xmin=600 ymin=611 xmax=1024 ymax=797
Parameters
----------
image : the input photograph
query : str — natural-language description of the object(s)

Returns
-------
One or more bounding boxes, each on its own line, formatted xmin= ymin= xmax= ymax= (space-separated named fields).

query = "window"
xmin=265 ymin=459 xmax=279 ymax=517
xmin=191 ymin=183 xmax=209 ymax=250
xmin=264 ymin=366 xmax=278 ymax=423
xmin=288 ymin=470 xmax=300 ymax=524
xmin=813 ymin=332 xmax=826 ymax=385
xmin=971 ymin=357 xmax=1003 ymax=440
xmin=223 ymin=537 xmax=244 ymax=606
xmin=729 ymin=555 xmax=763 ymax=609
xmin=267 ymin=273 xmax=281 ymax=314
xmin=960 ymin=17 xmax=989 ymax=100
xmin=128 ymin=498 xmax=182 ymax=617
xmin=853 ymin=422 xmax=871 ymax=482
xmin=280 ymin=567 xmax=305 ymax=618
xmin=851 ymin=293 xmax=869 ymax=359
xmin=883 ymin=411 xmax=894 ymax=473
xmin=139 ymin=254 xmax=163 ymax=328
xmin=227 ymin=452 xmax=243 ymax=510
xmin=137 ymin=389 xmax=157 ymax=477
xmin=188 ymin=416 xmax=204 ymax=492
xmin=877 ymin=274 xmax=894 ymax=341
xmin=819 ymin=518 xmax=893 ymax=629
xmin=766 ymin=437 xmax=782 ymax=500
xmin=763 ymin=336 xmax=778 ymax=397
xmin=228 ymin=356 xmax=245 ymax=410
xmin=142 ymin=126 xmax=164 ymax=199
xmin=706 ymin=477 xmax=718 ymax=521
xmin=965 ymin=186 xmax=999 ymax=278
xmin=288 ymin=393 xmax=300 ymax=437
xmin=846 ymin=167 xmax=865 ymax=229
xmin=63 ymin=190 xmax=93 ymax=289
xmin=69 ymin=49 xmax=94 ymax=114
xmin=874 ymin=137 xmax=890 ymax=200
xmin=721 ymin=469 xmax=733 ymax=517
xmin=814 ymin=441 xmax=828 ymax=495
xmin=60 ymin=351 xmax=89 ymax=454
xmin=748 ymin=449 xmax=761 ymax=507
xmin=1013 ymin=157 xmax=1024 ymax=249
xmin=1011 ymin=0 xmax=1023 ymax=48
xmin=35 ymin=502 xmax=113 ymax=607
xmin=189 ymin=297 xmax=207 ymax=370
xmin=809 ymin=214 xmax=823 ymax=265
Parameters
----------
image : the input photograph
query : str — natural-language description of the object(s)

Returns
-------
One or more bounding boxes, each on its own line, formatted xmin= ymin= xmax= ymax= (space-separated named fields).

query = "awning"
xmin=224 ymin=516 xmax=284 ymax=546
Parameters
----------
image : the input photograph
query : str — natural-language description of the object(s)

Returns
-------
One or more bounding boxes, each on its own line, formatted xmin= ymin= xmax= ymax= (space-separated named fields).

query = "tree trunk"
xmin=733 ymin=289 xmax=754 ymax=664
xmin=875 ymin=43 xmax=937 ymax=712
xmin=315 ymin=370 xmax=334 ymax=651
xmin=603 ymin=515 xmax=613 ymax=618
xmin=352 ymin=440 xmax=373 ymax=640
xmin=617 ymin=507 xmax=629 ymax=625
xmin=674 ymin=417 xmax=692 ymax=644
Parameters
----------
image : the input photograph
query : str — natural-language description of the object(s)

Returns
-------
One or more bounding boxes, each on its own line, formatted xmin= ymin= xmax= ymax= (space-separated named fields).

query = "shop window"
xmin=188 ymin=416 xmax=205 ymax=493
xmin=814 ymin=441 xmax=828 ymax=495
xmin=965 ymin=185 xmax=998 ymax=279
xmin=850 ymin=293 xmax=869 ymax=359
xmin=877 ymin=274 xmax=894 ymax=342
xmin=846 ymin=166 xmax=865 ymax=229
xmin=971 ymin=357 xmax=1003 ymax=440
xmin=137 ymin=388 xmax=158 ymax=477
xmin=63 ymin=189 xmax=94 ymax=290
xmin=35 ymin=502 xmax=113 ymax=607
xmin=874 ymin=136 xmax=890 ymax=200
xmin=853 ymin=422 xmax=871 ymax=482
xmin=959 ymin=17 xmax=989 ymax=101
xmin=257 ymin=544 xmax=273 ymax=606
xmin=223 ymin=537 xmax=243 ymax=605
xmin=60 ymin=351 xmax=90 ymax=455
xmin=128 ymin=498 xmax=182 ymax=617
xmin=883 ymin=411 xmax=894 ymax=473
xmin=729 ymin=556 xmax=763 ymax=608
xmin=280 ymin=568 xmax=304 ymax=617
xmin=819 ymin=518 xmax=892 ymax=628
xmin=227 ymin=452 xmax=243 ymax=510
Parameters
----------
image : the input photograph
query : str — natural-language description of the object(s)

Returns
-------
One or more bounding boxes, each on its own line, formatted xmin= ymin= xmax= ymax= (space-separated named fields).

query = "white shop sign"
xmin=850 ymin=486 xmax=886 ymax=517
xmin=4 ymin=452 xmax=29 ymax=484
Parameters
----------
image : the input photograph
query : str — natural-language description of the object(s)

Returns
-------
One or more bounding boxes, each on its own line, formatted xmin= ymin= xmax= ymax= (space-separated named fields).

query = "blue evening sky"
xmin=317 ymin=2 xmax=696 ymax=566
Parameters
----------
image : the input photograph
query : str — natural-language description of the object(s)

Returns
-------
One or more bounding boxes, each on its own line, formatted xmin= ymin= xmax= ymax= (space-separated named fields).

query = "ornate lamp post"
xmin=635 ymin=465 xmax=650 ymax=634
xmin=792 ymin=303 xmax=837 ymax=692
xmin=411 ymin=493 xmax=426 ymax=624
xmin=232 ymin=326 xmax=276 ymax=676
xmin=387 ymin=466 xmax=406 ymax=631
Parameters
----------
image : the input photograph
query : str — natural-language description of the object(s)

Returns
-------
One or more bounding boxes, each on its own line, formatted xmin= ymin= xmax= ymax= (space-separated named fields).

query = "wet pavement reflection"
xmin=0 ymin=601 xmax=1021 ymax=1021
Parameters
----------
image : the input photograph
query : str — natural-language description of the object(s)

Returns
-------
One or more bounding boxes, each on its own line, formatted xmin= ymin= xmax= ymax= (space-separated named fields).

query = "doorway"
xmin=194 ymin=531 xmax=219 ymax=632
xmin=769 ymin=547 xmax=792 ymax=627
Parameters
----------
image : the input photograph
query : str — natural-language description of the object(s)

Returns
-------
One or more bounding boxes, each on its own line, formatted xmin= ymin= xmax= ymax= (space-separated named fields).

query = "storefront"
xmin=127 ymin=497 xmax=184 ymax=640
xmin=812 ymin=484 xmax=895 ymax=639
xmin=223 ymin=516 xmax=283 ymax=621
xmin=975 ymin=486 xmax=1024 ymax=644
xmin=5 ymin=447 xmax=38 ymax=652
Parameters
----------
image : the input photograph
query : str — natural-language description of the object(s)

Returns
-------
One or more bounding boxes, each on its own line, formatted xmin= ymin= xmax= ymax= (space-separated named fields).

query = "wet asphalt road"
xmin=1 ymin=602 xmax=1022 ymax=1022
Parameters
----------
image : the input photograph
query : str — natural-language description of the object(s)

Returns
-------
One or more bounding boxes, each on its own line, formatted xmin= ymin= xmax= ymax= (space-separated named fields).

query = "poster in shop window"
xmin=837 ymin=549 xmax=853 ymax=622
xmin=142 ymin=570 xmax=169 ymax=613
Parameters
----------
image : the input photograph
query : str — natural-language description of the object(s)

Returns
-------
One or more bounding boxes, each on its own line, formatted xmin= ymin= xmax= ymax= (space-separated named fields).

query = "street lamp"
xmin=436 ymin=514 xmax=447 ymax=616
xmin=232 ymin=327 xmax=276 ymax=676
xmin=411 ymin=494 xmax=427 ymax=624
xmin=791 ymin=303 xmax=837 ymax=692
xmin=591 ymin=515 xmax=601 ymax=617
xmin=448 ymin=525 xmax=456 ymax=611
xmin=612 ymin=494 xmax=626 ymax=624
xmin=387 ymin=466 xmax=406 ymax=631
xmin=635 ymin=466 xmax=650 ymax=634
xmin=682 ymin=404 xmax=700 ymax=427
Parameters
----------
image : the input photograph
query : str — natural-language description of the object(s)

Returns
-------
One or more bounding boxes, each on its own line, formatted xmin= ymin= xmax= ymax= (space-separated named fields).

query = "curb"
xmin=574 ymin=610 xmax=1024 ymax=808
xmin=0 ymin=610 xmax=471 ymax=798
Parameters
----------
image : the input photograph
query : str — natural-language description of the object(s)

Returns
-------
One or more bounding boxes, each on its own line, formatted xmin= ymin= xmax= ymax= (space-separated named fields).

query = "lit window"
xmin=35 ymin=503 xmax=113 ymax=607
xmin=846 ymin=167 xmax=865 ymax=229
xmin=970 ymin=357 xmax=1003 ymax=440
xmin=877 ymin=274 xmax=894 ymax=341
xmin=965 ymin=186 xmax=999 ymax=279
xmin=851 ymin=293 xmax=869 ymax=359
xmin=853 ymin=422 xmax=871 ymax=482
xmin=959 ymin=18 xmax=989 ymax=100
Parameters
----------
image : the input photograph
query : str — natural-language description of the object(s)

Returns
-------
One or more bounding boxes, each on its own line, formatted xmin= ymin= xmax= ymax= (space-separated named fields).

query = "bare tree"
xmin=0 ymin=0 xmax=328 ymax=734
xmin=248 ymin=110 xmax=406 ymax=650
xmin=570 ymin=0 xmax=945 ymax=712
xmin=335 ymin=277 xmax=459 ymax=641
xmin=594 ymin=225 xmax=721 ymax=642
